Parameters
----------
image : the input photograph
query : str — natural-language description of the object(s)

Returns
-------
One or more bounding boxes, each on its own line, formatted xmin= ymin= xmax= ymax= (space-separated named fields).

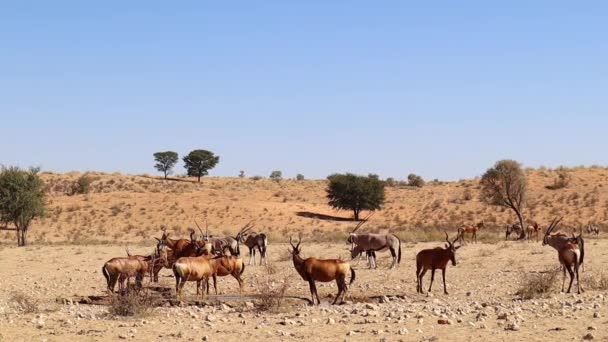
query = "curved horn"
xmin=126 ymin=246 xmax=132 ymax=256
xmin=352 ymin=212 xmax=375 ymax=233
xmin=289 ymin=236 xmax=296 ymax=249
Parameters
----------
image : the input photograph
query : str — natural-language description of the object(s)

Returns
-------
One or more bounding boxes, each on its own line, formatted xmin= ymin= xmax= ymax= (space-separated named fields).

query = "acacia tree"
xmin=153 ymin=151 xmax=179 ymax=179
xmin=0 ymin=166 xmax=46 ymax=246
xmin=183 ymin=149 xmax=219 ymax=182
xmin=326 ymin=173 xmax=385 ymax=220
xmin=480 ymin=159 xmax=527 ymax=240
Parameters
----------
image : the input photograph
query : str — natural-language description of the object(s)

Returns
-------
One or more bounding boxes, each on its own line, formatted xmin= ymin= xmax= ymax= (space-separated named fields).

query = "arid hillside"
xmin=2 ymin=166 xmax=607 ymax=245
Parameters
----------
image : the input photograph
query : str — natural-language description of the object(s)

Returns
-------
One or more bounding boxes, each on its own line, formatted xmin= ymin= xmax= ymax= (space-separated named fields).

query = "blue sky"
xmin=1 ymin=1 xmax=607 ymax=180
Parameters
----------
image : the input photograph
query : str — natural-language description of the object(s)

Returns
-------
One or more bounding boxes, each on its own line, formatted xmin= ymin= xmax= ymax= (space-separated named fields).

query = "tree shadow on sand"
xmin=295 ymin=211 xmax=356 ymax=222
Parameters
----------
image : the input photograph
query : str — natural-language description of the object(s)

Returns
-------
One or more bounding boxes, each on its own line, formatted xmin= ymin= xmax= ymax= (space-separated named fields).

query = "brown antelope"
xmin=586 ymin=224 xmax=600 ymax=236
xmin=205 ymin=255 xmax=246 ymax=295
xmin=542 ymin=217 xmax=585 ymax=293
xmin=457 ymin=221 xmax=484 ymax=244
xmin=505 ymin=223 xmax=523 ymax=240
xmin=289 ymin=236 xmax=355 ymax=305
xmin=103 ymin=243 xmax=169 ymax=293
xmin=526 ymin=222 xmax=541 ymax=242
xmin=416 ymin=233 xmax=461 ymax=295
xmin=157 ymin=226 xmax=201 ymax=258
xmin=172 ymin=255 xmax=214 ymax=301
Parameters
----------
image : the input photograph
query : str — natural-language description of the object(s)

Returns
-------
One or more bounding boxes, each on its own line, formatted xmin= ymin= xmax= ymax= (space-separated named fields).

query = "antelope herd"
xmin=101 ymin=216 xmax=601 ymax=305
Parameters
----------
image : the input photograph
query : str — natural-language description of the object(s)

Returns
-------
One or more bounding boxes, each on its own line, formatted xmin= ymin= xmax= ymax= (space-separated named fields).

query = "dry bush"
xmin=516 ymin=269 xmax=559 ymax=300
xmin=254 ymin=274 xmax=291 ymax=312
xmin=9 ymin=291 xmax=40 ymax=313
xmin=546 ymin=167 xmax=572 ymax=190
xmin=462 ymin=189 xmax=473 ymax=201
xmin=582 ymin=271 xmax=608 ymax=290
xmin=108 ymin=290 xmax=153 ymax=317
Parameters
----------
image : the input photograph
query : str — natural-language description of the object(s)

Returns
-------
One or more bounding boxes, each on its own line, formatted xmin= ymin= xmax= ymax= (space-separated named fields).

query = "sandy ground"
xmin=0 ymin=237 xmax=607 ymax=342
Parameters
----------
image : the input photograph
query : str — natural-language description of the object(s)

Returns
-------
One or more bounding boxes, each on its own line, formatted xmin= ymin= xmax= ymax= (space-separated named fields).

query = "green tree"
xmin=153 ymin=151 xmax=179 ymax=179
xmin=296 ymin=174 xmax=305 ymax=181
xmin=326 ymin=173 xmax=385 ymax=220
xmin=269 ymin=170 xmax=282 ymax=181
xmin=0 ymin=166 xmax=46 ymax=246
xmin=183 ymin=150 xmax=219 ymax=182
xmin=481 ymin=159 xmax=527 ymax=239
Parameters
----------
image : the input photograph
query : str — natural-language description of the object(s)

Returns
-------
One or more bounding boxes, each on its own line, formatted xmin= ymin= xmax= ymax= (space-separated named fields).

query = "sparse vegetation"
xmin=183 ymin=149 xmax=220 ymax=182
xmin=153 ymin=151 xmax=179 ymax=179
xmin=296 ymin=174 xmax=305 ymax=181
xmin=326 ymin=173 xmax=385 ymax=220
xmin=254 ymin=273 xmax=291 ymax=312
xmin=481 ymin=159 xmax=528 ymax=240
xmin=70 ymin=174 xmax=95 ymax=195
xmin=108 ymin=290 xmax=153 ymax=317
xmin=269 ymin=170 xmax=283 ymax=182
xmin=547 ymin=166 xmax=572 ymax=190
xmin=407 ymin=173 xmax=425 ymax=187
xmin=9 ymin=291 xmax=40 ymax=313
xmin=0 ymin=166 xmax=46 ymax=246
xmin=515 ymin=269 xmax=559 ymax=300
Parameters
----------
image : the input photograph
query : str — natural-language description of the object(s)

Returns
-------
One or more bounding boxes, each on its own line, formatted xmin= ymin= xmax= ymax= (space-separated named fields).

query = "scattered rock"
xmin=583 ymin=333 xmax=594 ymax=340
xmin=326 ymin=317 xmax=335 ymax=325
xmin=505 ymin=322 xmax=520 ymax=331
xmin=437 ymin=319 xmax=452 ymax=325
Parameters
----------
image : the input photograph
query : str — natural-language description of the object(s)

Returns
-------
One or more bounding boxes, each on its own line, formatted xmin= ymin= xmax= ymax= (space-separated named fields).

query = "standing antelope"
xmin=206 ymin=255 xmax=246 ymax=295
xmin=347 ymin=213 xmax=402 ymax=269
xmin=586 ymin=223 xmax=600 ymax=236
xmin=172 ymin=254 xmax=214 ymax=301
xmin=505 ymin=223 xmax=523 ymax=240
xmin=457 ymin=221 xmax=484 ymax=244
xmin=526 ymin=222 xmax=541 ymax=242
xmin=103 ymin=243 xmax=169 ymax=293
xmin=290 ymin=236 xmax=355 ymax=305
xmin=196 ymin=220 xmax=255 ymax=256
xmin=416 ymin=233 xmax=461 ymax=295
xmin=542 ymin=217 xmax=585 ymax=294
xmin=237 ymin=230 xmax=269 ymax=265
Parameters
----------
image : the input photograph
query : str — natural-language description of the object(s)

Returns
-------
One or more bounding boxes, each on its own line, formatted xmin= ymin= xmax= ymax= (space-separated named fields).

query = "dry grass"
xmin=254 ymin=274 xmax=291 ymax=312
xmin=107 ymin=290 xmax=153 ymax=317
xmin=582 ymin=271 xmax=608 ymax=290
xmin=515 ymin=268 xmax=559 ymax=300
xmin=9 ymin=292 xmax=39 ymax=314
xmin=9 ymin=166 xmax=608 ymax=245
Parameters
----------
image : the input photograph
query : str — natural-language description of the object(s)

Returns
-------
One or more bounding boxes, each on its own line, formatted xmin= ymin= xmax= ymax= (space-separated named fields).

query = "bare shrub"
xmin=254 ymin=275 xmax=291 ymax=312
xmin=546 ymin=167 xmax=572 ymax=190
xmin=516 ymin=269 xmax=559 ymax=300
xmin=583 ymin=271 xmax=608 ymax=290
xmin=9 ymin=291 xmax=39 ymax=313
xmin=108 ymin=291 xmax=153 ymax=317
xmin=70 ymin=174 xmax=96 ymax=195
xmin=407 ymin=173 xmax=425 ymax=187
xmin=462 ymin=189 xmax=473 ymax=201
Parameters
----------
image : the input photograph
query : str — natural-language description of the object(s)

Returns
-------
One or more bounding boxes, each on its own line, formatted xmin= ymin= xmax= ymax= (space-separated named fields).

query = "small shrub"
xmin=407 ymin=173 xmax=425 ymax=187
xmin=385 ymin=177 xmax=396 ymax=187
xmin=108 ymin=290 xmax=153 ymax=317
xmin=296 ymin=174 xmax=305 ymax=181
xmin=269 ymin=170 xmax=282 ymax=182
xmin=70 ymin=174 xmax=95 ymax=195
xmin=462 ymin=189 xmax=473 ymax=201
xmin=250 ymin=175 xmax=263 ymax=181
xmin=583 ymin=271 xmax=608 ymax=290
xmin=546 ymin=167 xmax=572 ymax=190
xmin=238 ymin=170 xmax=245 ymax=178
xmin=255 ymin=275 xmax=290 ymax=312
xmin=9 ymin=292 xmax=39 ymax=313
xmin=515 ymin=269 xmax=559 ymax=300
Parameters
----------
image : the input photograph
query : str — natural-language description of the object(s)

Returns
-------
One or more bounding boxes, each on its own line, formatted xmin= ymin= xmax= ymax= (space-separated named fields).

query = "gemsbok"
xmin=196 ymin=220 xmax=255 ymax=256
xmin=457 ymin=221 xmax=484 ymax=244
xmin=542 ymin=217 xmax=585 ymax=294
xmin=290 ymin=236 xmax=355 ymax=305
xmin=416 ymin=233 xmax=460 ymax=295
xmin=586 ymin=223 xmax=600 ymax=236
xmin=237 ymin=230 xmax=268 ymax=265
xmin=347 ymin=213 xmax=402 ymax=269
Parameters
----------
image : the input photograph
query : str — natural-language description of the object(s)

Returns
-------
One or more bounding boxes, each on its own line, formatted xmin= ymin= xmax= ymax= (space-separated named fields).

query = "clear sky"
xmin=1 ymin=1 xmax=607 ymax=180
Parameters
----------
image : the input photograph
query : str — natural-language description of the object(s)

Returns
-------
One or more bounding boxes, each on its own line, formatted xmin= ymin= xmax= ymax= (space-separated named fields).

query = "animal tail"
xmin=397 ymin=236 xmax=402 ymax=264
xmin=240 ymin=261 xmax=246 ymax=276
xmin=262 ymin=234 xmax=268 ymax=257
xmin=578 ymin=235 xmax=585 ymax=270
xmin=349 ymin=266 xmax=356 ymax=285
xmin=102 ymin=264 xmax=109 ymax=283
